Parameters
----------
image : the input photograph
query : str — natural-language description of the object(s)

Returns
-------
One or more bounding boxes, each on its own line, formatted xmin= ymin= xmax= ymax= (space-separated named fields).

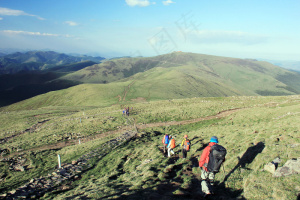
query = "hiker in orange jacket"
xmin=167 ymin=135 xmax=176 ymax=157
xmin=198 ymin=136 xmax=218 ymax=196
xmin=180 ymin=135 xmax=191 ymax=158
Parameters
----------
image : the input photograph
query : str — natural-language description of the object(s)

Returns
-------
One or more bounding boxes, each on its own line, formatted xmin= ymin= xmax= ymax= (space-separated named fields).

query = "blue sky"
xmin=0 ymin=0 xmax=299 ymax=60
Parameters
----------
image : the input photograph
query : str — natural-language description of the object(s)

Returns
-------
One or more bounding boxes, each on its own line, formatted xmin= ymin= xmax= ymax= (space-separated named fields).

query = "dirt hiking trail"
xmin=4 ymin=108 xmax=240 ymax=158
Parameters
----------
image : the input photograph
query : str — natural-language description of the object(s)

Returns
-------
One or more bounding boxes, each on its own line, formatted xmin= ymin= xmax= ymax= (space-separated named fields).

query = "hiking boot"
xmin=203 ymin=192 xmax=211 ymax=198
xmin=199 ymin=192 xmax=211 ymax=199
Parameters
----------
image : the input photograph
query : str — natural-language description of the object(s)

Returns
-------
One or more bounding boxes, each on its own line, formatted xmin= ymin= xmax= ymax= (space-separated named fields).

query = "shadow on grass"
xmin=96 ymin=174 xmax=246 ymax=200
xmin=195 ymin=142 xmax=209 ymax=153
xmin=222 ymin=142 xmax=265 ymax=183
xmin=190 ymin=136 xmax=203 ymax=146
xmin=63 ymin=135 xmax=246 ymax=200
xmin=65 ymin=195 xmax=92 ymax=200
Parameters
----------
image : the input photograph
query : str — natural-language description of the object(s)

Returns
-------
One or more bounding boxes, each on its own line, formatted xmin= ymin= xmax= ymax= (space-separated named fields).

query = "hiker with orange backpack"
xmin=162 ymin=134 xmax=169 ymax=154
xmin=198 ymin=136 xmax=226 ymax=197
xmin=167 ymin=135 xmax=176 ymax=157
xmin=180 ymin=134 xmax=191 ymax=158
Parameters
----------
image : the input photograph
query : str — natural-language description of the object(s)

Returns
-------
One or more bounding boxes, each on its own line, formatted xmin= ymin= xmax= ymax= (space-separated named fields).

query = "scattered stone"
xmin=5 ymin=130 xmax=138 ymax=199
xmin=72 ymin=160 xmax=77 ymax=165
xmin=0 ymin=193 xmax=7 ymax=197
xmin=9 ymin=190 xmax=16 ymax=194
xmin=272 ymin=157 xmax=281 ymax=164
xmin=143 ymin=159 xmax=153 ymax=164
xmin=14 ymin=165 xmax=25 ymax=172
xmin=264 ymin=162 xmax=276 ymax=174
xmin=273 ymin=158 xmax=300 ymax=177
xmin=290 ymin=143 xmax=300 ymax=148
xmin=58 ymin=168 xmax=67 ymax=175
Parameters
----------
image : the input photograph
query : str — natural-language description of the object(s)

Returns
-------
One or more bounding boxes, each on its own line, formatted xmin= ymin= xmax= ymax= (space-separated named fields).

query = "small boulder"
xmin=273 ymin=158 xmax=300 ymax=177
xmin=14 ymin=165 xmax=25 ymax=172
xmin=264 ymin=162 xmax=276 ymax=174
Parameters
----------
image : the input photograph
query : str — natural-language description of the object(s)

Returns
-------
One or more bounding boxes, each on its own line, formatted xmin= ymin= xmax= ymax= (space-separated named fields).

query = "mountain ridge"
xmin=62 ymin=51 xmax=300 ymax=96
xmin=0 ymin=51 xmax=105 ymax=74
xmin=3 ymin=52 xmax=300 ymax=110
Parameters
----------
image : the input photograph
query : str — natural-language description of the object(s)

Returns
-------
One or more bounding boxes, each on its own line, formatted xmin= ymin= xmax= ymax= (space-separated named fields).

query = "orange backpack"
xmin=170 ymin=139 xmax=175 ymax=148
xmin=184 ymin=139 xmax=190 ymax=151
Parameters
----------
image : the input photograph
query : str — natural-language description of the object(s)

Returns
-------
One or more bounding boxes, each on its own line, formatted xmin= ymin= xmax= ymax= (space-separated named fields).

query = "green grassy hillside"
xmin=0 ymin=95 xmax=299 ymax=199
xmin=4 ymin=53 xmax=300 ymax=110
xmin=62 ymin=52 xmax=300 ymax=95
xmin=0 ymin=61 xmax=97 ymax=107
xmin=1 ymin=52 xmax=300 ymax=110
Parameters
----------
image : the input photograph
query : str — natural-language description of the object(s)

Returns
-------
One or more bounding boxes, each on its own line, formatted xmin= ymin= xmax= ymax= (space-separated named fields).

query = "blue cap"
xmin=210 ymin=136 xmax=218 ymax=143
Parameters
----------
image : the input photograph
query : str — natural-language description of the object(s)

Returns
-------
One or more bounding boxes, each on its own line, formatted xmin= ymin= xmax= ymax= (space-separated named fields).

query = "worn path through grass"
xmin=3 ymin=108 xmax=241 ymax=158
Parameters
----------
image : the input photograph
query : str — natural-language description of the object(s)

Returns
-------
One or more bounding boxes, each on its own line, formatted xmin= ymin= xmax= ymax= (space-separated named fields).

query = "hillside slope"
xmin=0 ymin=61 xmax=97 ymax=107
xmin=0 ymin=96 xmax=299 ymax=199
xmin=3 ymin=52 xmax=300 ymax=110
xmin=63 ymin=52 xmax=300 ymax=95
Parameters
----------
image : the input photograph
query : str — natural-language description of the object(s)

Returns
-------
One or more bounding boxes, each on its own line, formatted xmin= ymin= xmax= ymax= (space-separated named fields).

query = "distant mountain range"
xmin=0 ymin=51 xmax=106 ymax=107
xmin=2 ymin=51 xmax=300 ymax=109
xmin=0 ymin=51 xmax=105 ymax=74
xmin=264 ymin=60 xmax=300 ymax=72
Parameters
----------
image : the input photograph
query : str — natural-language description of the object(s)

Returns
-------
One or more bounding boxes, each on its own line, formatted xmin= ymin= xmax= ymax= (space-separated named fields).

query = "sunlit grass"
xmin=0 ymin=95 xmax=299 ymax=199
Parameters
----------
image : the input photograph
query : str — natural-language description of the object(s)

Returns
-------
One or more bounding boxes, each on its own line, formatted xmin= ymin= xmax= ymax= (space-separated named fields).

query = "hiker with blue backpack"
xmin=162 ymin=134 xmax=169 ymax=154
xmin=180 ymin=134 xmax=191 ymax=158
xmin=198 ymin=136 xmax=226 ymax=197
xmin=167 ymin=135 xmax=176 ymax=157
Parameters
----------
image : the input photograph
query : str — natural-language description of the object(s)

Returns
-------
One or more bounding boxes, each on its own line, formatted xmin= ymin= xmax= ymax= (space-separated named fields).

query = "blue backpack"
xmin=164 ymin=135 xmax=169 ymax=144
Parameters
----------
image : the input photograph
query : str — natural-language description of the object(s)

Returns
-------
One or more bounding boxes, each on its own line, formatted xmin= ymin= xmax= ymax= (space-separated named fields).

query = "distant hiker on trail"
xmin=162 ymin=134 xmax=169 ymax=154
xmin=123 ymin=107 xmax=129 ymax=116
xmin=198 ymin=136 xmax=226 ymax=197
xmin=167 ymin=135 xmax=176 ymax=157
xmin=180 ymin=134 xmax=191 ymax=158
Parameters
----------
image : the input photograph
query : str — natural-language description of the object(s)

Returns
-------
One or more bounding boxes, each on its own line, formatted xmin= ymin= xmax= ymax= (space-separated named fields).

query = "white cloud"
xmin=162 ymin=0 xmax=175 ymax=6
xmin=0 ymin=7 xmax=45 ymax=20
xmin=0 ymin=17 xmax=3 ymax=20
xmin=125 ymin=0 xmax=155 ymax=7
xmin=64 ymin=21 xmax=79 ymax=26
xmin=0 ymin=30 xmax=73 ymax=38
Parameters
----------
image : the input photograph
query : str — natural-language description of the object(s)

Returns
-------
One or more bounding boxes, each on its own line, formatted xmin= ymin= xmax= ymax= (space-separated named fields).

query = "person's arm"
xmin=199 ymin=147 xmax=209 ymax=167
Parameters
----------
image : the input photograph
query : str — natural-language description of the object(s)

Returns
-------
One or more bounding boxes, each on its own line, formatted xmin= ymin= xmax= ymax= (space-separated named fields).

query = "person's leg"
xmin=208 ymin=172 xmax=215 ymax=185
xmin=168 ymin=147 xmax=171 ymax=157
xmin=171 ymin=148 xmax=175 ymax=156
xmin=200 ymin=169 xmax=211 ymax=195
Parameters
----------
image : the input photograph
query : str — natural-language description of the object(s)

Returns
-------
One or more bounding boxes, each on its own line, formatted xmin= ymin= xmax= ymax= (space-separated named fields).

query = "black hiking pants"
xmin=182 ymin=149 xmax=187 ymax=158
